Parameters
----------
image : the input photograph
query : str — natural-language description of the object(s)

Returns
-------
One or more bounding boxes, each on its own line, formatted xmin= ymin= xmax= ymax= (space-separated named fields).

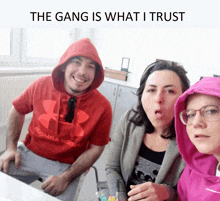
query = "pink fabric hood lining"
xmin=175 ymin=77 xmax=220 ymax=177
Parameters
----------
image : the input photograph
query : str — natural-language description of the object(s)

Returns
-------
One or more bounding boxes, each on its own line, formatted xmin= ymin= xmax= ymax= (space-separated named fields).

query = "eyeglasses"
xmin=180 ymin=105 xmax=220 ymax=125
xmin=65 ymin=97 xmax=77 ymax=123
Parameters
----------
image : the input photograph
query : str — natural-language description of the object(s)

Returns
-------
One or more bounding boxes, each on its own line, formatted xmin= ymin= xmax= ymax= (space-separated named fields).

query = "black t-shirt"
xmin=126 ymin=142 xmax=165 ymax=192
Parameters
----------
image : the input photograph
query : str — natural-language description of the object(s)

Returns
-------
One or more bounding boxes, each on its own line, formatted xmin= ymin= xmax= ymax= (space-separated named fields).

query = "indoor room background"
xmin=0 ymin=27 xmax=220 ymax=152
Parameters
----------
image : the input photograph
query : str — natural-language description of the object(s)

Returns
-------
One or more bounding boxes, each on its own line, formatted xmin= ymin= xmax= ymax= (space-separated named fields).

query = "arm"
xmin=41 ymin=144 xmax=104 ymax=196
xmin=0 ymin=106 xmax=25 ymax=173
xmin=105 ymin=113 xmax=129 ymax=200
xmin=42 ymin=94 xmax=112 ymax=196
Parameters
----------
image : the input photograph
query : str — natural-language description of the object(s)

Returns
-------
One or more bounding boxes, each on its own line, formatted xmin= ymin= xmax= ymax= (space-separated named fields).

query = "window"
xmin=0 ymin=28 xmax=21 ymax=64
xmin=25 ymin=28 xmax=71 ymax=59
xmin=0 ymin=28 xmax=74 ymax=68
xmin=0 ymin=28 xmax=11 ymax=55
xmin=22 ymin=28 xmax=73 ymax=65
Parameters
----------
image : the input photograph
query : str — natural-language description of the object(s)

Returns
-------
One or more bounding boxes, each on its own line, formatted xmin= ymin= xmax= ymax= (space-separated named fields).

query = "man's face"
xmin=63 ymin=56 xmax=96 ymax=96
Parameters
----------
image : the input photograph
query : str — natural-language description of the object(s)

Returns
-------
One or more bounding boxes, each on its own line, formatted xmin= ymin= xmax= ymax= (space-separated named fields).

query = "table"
xmin=0 ymin=172 xmax=59 ymax=201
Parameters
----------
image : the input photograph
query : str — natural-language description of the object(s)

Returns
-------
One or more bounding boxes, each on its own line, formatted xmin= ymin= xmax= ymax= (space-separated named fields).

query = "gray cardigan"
xmin=105 ymin=110 xmax=185 ymax=200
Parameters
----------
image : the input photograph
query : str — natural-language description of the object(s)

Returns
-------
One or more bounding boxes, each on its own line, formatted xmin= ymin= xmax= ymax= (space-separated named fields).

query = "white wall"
xmin=92 ymin=28 xmax=220 ymax=87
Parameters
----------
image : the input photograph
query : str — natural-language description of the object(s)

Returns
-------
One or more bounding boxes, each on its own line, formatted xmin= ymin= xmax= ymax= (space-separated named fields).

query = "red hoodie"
xmin=12 ymin=38 xmax=112 ymax=164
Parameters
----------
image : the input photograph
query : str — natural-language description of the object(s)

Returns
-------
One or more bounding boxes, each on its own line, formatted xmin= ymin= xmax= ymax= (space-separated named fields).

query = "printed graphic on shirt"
xmin=129 ymin=156 xmax=161 ymax=184
xmin=127 ymin=142 xmax=165 ymax=192
xmin=38 ymin=100 xmax=57 ymax=128
xmin=35 ymin=99 xmax=90 ymax=147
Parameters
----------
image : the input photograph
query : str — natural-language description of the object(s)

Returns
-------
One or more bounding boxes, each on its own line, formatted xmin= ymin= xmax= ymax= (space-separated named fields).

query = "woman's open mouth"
xmin=155 ymin=110 xmax=163 ymax=118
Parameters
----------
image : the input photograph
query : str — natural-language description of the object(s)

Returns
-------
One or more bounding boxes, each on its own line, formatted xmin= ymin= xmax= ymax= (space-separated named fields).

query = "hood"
xmin=175 ymin=77 xmax=220 ymax=176
xmin=52 ymin=38 xmax=104 ymax=94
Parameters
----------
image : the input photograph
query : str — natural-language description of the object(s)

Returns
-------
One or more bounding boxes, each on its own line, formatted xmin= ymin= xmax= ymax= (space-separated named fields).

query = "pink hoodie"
xmin=175 ymin=77 xmax=220 ymax=201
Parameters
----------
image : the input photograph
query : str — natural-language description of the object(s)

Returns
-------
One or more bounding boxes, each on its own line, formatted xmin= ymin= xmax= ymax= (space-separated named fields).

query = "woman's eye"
xmin=166 ymin=89 xmax=175 ymax=94
xmin=147 ymin=89 xmax=155 ymax=92
xmin=203 ymin=106 xmax=219 ymax=116
xmin=206 ymin=109 xmax=218 ymax=115
xmin=187 ymin=112 xmax=195 ymax=118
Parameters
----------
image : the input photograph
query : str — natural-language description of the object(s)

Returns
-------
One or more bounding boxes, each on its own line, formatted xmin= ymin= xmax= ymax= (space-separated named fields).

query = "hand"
xmin=127 ymin=182 xmax=169 ymax=201
xmin=41 ymin=175 xmax=69 ymax=196
xmin=0 ymin=149 xmax=20 ymax=173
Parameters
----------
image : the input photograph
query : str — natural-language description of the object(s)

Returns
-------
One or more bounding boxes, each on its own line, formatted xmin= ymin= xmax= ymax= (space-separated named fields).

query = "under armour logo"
xmin=38 ymin=100 xmax=57 ymax=128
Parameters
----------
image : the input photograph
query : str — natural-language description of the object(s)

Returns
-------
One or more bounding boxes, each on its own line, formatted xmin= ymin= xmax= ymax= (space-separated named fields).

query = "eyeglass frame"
xmin=179 ymin=104 xmax=220 ymax=125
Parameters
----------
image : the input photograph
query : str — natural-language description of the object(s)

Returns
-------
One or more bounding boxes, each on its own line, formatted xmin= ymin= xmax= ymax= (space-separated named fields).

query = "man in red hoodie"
xmin=0 ymin=38 xmax=112 ymax=200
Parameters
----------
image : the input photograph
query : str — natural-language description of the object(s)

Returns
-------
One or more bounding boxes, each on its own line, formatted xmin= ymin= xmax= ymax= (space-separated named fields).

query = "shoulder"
xmin=91 ymin=89 xmax=112 ymax=108
xmin=179 ymin=165 xmax=192 ymax=181
xmin=115 ymin=109 xmax=140 ymax=133
xmin=166 ymin=138 xmax=180 ymax=156
xmin=122 ymin=109 xmax=138 ymax=122
xmin=28 ymin=75 xmax=52 ymax=88
xmin=34 ymin=75 xmax=52 ymax=85
xmin=169 ymin=138 xmax=177 ymax=145
xmin=27 ymin=76 xmax=55 ymax=99
xmin=31 ymin=75 xmax=53 ymax=90
xmin=19 ymin=76 xmax=52 ymax=94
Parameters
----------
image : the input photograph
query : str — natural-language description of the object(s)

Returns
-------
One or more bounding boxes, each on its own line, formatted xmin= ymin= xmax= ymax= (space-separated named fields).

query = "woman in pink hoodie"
xmin=175 ymin=77 xmax=220 ymax=200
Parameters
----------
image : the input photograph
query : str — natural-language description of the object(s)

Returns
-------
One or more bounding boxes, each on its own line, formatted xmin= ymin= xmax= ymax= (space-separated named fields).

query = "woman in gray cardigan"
xmin=106 ymin=60 xmax=190 ymax=201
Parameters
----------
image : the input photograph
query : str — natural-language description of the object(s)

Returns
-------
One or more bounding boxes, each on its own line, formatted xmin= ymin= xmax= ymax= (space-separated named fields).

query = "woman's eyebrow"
xmin=148 ymin=85 xmax=157 ymax=87
xmin=164 ymin=85 xmax=176 ymax=88
xmin=147 ymin=84 xmax=176 ymax=88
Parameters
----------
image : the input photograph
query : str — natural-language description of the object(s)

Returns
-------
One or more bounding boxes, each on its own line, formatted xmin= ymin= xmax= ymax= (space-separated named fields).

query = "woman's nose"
xmin=155 ymin=92 xmax=164 ymax=104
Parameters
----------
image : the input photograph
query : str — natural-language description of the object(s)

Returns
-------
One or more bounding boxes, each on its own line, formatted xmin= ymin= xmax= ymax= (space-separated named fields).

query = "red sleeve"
xmin=12 ymin=78 xmax=40 ymax=114
xmin=89 ymin=101 xmax=112 ymax=146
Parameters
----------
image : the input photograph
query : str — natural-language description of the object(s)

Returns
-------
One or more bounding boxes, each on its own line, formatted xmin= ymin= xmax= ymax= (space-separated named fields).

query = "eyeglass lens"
xmin=181 ymin=105 xmax=220 ymax=125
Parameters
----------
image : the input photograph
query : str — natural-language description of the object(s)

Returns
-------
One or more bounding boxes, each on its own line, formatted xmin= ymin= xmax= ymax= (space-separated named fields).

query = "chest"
xmin=143 ymin=133 xmax=169 ymax=152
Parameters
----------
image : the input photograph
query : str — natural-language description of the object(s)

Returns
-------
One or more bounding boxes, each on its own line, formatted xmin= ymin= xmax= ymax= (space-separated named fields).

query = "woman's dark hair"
xmin=131 ymin=60 xmax=190 ymax=139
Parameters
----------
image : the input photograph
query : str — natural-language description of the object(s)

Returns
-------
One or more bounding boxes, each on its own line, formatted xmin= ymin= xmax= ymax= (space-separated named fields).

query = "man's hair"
xmin=130 ymin=60 xmax=190 ymax=139
xmin=61 ymin=56 xmax=99 ymax=71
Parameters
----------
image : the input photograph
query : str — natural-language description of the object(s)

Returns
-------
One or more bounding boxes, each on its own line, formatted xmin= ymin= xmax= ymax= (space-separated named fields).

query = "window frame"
xmin=0 ymin=28 xmax=78 ymax=69
xmin=0 ymin=28 xmax=21 ymax=64
xmin=20 ymin=28 xmax=75 ymax=65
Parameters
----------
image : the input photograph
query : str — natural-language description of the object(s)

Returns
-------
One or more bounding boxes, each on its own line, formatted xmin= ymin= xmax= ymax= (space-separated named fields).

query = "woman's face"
xmin=141 ymin=70 xmax=183 ymax=131
xmin=186 ymin=93 xmax=220 ymax=158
